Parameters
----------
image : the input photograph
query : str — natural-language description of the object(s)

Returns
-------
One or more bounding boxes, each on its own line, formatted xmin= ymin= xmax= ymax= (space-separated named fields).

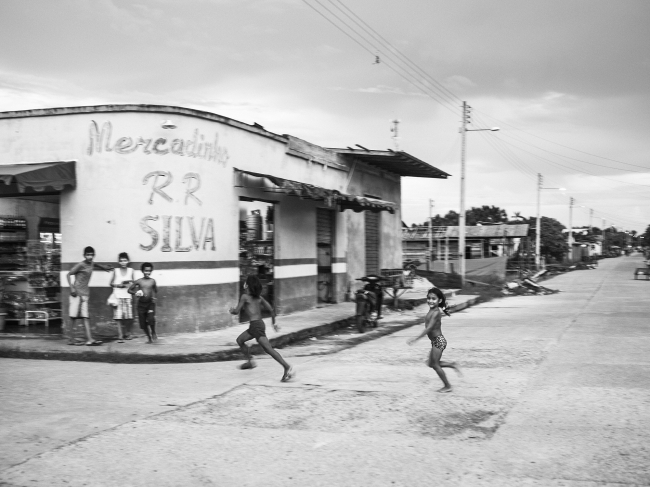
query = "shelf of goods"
xmin=0 ymin=231 xmax=61 ymax=326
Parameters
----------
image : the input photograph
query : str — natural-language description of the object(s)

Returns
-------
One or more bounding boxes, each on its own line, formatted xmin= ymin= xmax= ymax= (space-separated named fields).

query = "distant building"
xmin=403 ymin=224 xmax=529 ymax=278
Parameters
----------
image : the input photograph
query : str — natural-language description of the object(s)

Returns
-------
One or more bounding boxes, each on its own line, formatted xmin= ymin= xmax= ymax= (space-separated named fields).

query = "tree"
xmin=529 ymin=216 xmax=567 ymax=262
xmin=640 ymin=224 xmax=650 ymax=247
xmin=466 ymin=205 xmax=508 ymax=226
xmin=421 ymin=210 xmax=459 ymax=226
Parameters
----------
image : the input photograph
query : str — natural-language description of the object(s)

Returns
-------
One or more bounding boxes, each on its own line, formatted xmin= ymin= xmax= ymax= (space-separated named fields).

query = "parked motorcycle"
xmin=354 ymin=275 xmax=386 ymax=333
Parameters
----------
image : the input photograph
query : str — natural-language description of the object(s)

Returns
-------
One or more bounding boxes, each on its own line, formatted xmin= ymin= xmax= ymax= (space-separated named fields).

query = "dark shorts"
xmin=137 ymin=301 xmax=156 ymax=330
xmin=247 ymin=319 xmax=266 ymax=340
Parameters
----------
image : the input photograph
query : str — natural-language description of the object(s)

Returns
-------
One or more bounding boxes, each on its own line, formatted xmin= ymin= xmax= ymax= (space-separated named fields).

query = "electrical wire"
xmin=303 ymin=0 xmax=460 ymax=116
xmin=302 ymin=0 xmax=649 ymax=229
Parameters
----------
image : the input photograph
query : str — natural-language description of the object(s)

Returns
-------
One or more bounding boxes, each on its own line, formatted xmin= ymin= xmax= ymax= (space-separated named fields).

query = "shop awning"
xmin=338 ymin=193 xmax=397 ymax=214
xmin=0 ymin=161 xmax=76 ymax=194
xmin=328 ymin=149 xmax=450 ymax=179
xmin=234 ymin=168 xmax=396 ymax=213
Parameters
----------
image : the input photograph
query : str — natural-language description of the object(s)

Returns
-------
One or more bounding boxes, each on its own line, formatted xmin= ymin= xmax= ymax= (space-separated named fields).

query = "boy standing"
xmin=66 ymin=246 xmax=113 ymax=346
xmin=128 ymin=263 xmax=158 ymax=343
xmin=110 ymin=252 xmax=135 ymax=342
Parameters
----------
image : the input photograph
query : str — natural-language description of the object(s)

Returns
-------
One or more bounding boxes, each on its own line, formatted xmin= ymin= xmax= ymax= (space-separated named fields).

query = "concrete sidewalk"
xmin=0 ymin=289 xmax=480 ymax=363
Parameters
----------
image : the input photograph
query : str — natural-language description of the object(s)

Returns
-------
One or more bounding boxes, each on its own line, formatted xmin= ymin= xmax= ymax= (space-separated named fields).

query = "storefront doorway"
xmin=316 ymin=208 xmax=334 ymax=303
xmin=238 ymin=198 xmax=275 ymax=320
xmin=365 ymin=211 xmax=380 ymax=275
xmin=0 ymin=195 xmax=61 ymax=334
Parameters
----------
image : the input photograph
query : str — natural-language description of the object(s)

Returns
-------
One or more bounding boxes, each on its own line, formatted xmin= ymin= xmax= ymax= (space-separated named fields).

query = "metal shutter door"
xmin=316 ymin=208 xmax=333 ymax=245
xmin=365 ymin=212 xmax=380 ymax=275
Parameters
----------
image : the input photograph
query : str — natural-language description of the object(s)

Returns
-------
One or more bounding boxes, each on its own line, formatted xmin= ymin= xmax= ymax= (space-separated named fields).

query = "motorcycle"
xmin=354 ymin=275 xmax=386 ymax=333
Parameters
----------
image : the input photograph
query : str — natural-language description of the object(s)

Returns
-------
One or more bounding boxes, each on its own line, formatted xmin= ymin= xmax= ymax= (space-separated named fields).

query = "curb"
xmin=0 ymin=296 xmax=486 ymax=364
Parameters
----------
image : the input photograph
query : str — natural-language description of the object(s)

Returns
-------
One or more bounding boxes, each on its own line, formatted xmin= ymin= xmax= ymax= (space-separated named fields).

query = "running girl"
xmin=407 ymin=287 xmax=461 ymax=393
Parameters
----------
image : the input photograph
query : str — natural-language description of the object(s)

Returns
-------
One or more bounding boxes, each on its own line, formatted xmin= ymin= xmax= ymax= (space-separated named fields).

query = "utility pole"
xmin=589 ymin=208 xmax=593 ymax=233
xmin=428 ymin=199 xmax=434 ymax=271
xmin=459 ymin=102 xmax=470 ymax=286
xmin=390 ymin=119 xmax=400 ymax=151
xmin=568 ymin=197 xmax=575 ymax=263
xmin=536 ymin=173 xmax=542 ymax=270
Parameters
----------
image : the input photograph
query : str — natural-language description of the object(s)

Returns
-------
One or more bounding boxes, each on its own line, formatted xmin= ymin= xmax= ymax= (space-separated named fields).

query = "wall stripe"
xmin=274 ymin=258 xmax=316 ymax=266
xmin=61 ymin=260 xmax=239 ymax=272
xmin=274 ymin=264 xmax=317 ymax=279
xmin=61 ymin=267 xmax=240 ymax=287
xmin=332 ymin=262 xmax=347 ymax=274
xmin=332 ymin=257 xmax=347 ymax=263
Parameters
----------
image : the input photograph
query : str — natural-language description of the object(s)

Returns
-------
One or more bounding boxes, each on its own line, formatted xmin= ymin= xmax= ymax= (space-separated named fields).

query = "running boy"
xmin=229 ymin=275 xmax=295 ymax=382
xmin=66 ymin=246 xmax=113 ymax=346
xmin=407 ymin=287 xmax=461 ymax=393
xmin=128 ymin=263 xmax=158 ymax=343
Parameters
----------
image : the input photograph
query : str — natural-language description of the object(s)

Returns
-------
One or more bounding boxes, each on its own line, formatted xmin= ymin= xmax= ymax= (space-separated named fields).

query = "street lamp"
xmin=535 ymin=173 xmax=565 ymax=270
xmin=459 ymin=101 xmax=499 ymax=286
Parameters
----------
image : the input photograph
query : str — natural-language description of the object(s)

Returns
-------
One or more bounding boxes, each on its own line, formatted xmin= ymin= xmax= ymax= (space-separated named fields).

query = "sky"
xmin=1 ymin=0 xmax=649 ymax=233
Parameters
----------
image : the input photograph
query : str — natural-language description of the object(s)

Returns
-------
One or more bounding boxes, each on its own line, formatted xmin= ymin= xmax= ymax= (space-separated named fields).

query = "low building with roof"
xmin=0 ymin=104 xmax=449 ymax=336
xmin=403 ymin=224 xmax=530 ymax=278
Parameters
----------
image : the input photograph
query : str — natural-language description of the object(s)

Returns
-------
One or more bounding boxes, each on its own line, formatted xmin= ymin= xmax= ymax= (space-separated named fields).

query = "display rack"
xmin=0 ymin=216 xmax=28 ymax=271
xmin=1 ymin=237 xmax=61 ymax=326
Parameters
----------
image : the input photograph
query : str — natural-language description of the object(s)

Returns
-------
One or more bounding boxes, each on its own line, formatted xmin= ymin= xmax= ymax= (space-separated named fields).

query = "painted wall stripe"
xmin=274 ymin=258 xmax=316 ymax=266
xmin=332 ymin=262 xmax=347 ymax=274
xmin=273 ymin=264 xmax=317 ymax=279
xmin=61 ymin=267 xmax=240 ymax=287
xmin=61 ymin=260 xmax=239 ymax=272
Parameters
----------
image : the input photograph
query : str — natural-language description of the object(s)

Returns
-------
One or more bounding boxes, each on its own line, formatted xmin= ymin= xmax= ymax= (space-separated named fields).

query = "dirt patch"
xmin=157 ymin=384 xmax=513 ymax=441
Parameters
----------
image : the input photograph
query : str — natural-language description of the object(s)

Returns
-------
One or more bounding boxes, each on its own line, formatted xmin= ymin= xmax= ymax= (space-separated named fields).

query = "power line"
xmin=306 ymin=0 xmax=649 ymax=173
xmin=303 ymin=0 xmax=460 ymax=116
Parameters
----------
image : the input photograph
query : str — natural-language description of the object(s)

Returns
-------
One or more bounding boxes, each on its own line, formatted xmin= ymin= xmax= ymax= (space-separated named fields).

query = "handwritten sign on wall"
xmin=87 ymin=120 xmax=229 ymax=165
xmin=140 ymin=171 xmax=216 ymax=252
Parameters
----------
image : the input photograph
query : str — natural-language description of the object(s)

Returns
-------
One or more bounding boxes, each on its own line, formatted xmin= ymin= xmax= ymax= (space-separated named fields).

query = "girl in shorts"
xmin=407 ymin=287 xmax=461 ymax=393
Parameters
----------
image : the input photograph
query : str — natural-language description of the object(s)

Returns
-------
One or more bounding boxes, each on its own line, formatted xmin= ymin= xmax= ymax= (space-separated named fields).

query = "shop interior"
xmin=239 ymin=198 xmax=274 ymax=321
xmin=0 ymin=195 xmax=61 ymax=334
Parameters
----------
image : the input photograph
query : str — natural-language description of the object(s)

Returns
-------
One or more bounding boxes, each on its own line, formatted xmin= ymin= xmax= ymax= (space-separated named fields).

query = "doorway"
xmin=238 ymin=199 xmax=275 ymax=320
xmin=316 ymin=208 xmax=334 ymax=303
xmin=365 ymin=211 xmax=380 ymax=275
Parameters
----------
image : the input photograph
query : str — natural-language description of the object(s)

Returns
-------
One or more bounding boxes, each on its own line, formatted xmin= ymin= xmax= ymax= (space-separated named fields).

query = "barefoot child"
xmin=229 ymin=275 xmax=295 ymax=382
xmin=128 ymin=263 xmax=158 ymax=343
xmin=407 ymin=287 xmax=461 ymax=393
xmin=66 ymin=246 xmax=113 ymax=346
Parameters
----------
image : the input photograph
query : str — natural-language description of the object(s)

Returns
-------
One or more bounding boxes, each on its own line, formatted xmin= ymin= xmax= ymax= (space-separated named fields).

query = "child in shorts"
xmin=407 ymin=287 xmax=461 ymax=393
xmin=229 ymin=275 xmax=295 ymax=382
xmin=66 ymin=246 xmax=113 ymax=346
xmin=110 ymin=252 xmax=135 ymax=342
xmin=128 ymin=262 xmax=158 ymax=343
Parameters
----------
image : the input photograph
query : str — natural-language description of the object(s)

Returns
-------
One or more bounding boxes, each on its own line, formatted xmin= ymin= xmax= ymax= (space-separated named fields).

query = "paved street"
xmin=1 ymin=255 xmax=649 ymax=486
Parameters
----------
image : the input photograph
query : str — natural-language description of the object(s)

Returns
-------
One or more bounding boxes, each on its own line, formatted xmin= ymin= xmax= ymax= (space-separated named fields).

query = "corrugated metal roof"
xmin=402 ymin=224 xmax=529 ymax=240
xmin=446 ymin=224 xmax=529 ymax=238
xmin=329 ymin=149 xmax=450 ymax=179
